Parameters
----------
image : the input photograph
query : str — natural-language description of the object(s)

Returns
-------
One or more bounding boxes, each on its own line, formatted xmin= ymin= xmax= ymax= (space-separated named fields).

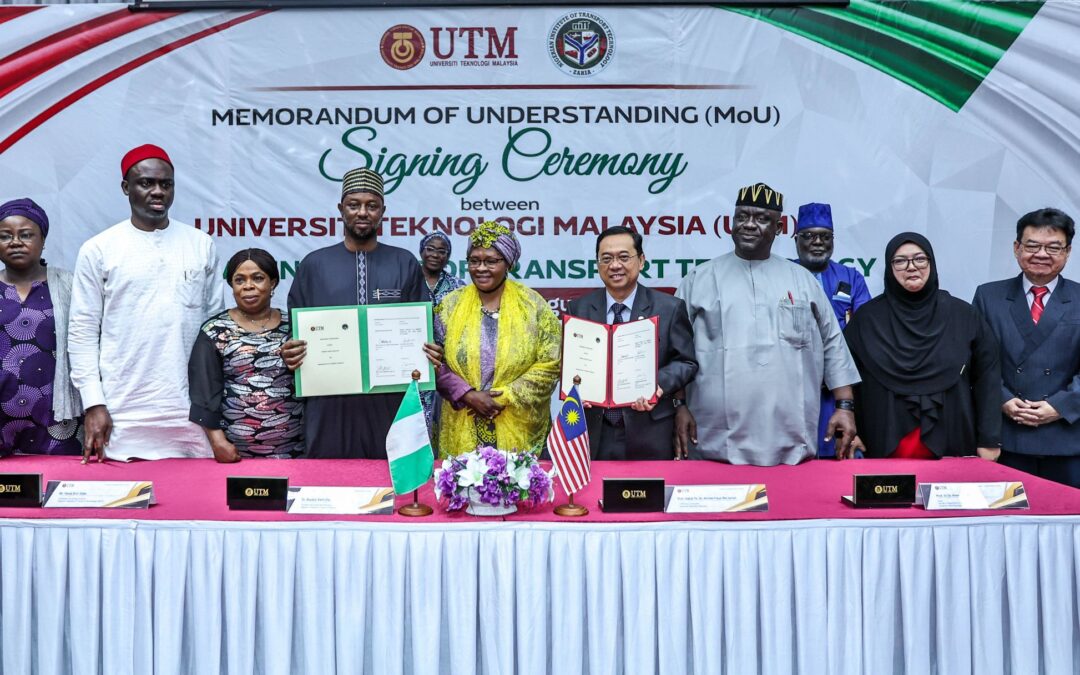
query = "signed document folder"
xmin=560 ymin=314 xmax=658 ymax=407
xmin=292 ymin=302 xmax=434 ymax=397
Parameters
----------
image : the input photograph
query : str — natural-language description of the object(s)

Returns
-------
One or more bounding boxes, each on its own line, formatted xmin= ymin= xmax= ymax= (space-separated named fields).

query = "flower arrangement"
xmin=434 ymin=445 xmax=553 ymax=513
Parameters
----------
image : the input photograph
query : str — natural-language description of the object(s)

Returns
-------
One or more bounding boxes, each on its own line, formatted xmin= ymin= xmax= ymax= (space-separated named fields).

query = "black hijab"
xmin=847 ymin=232 xmax=968 ymax=396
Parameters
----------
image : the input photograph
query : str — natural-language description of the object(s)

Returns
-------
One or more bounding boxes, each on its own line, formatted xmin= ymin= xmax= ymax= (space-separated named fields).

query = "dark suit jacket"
xmin=565 ymin=284 xmax=697 ymax=460
xmin=973 ymin=274 xmax=1080 ymax=456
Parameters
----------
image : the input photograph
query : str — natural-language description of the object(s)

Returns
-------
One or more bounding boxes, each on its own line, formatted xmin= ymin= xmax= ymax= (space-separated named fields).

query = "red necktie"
xmin=604 ymin=303 xmax=627 ymax=427
xmin=1031 ymin=286 xmax=1048 ymax=324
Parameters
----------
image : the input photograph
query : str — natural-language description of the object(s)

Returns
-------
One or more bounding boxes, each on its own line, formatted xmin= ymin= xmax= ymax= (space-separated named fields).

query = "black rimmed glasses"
xmin=467 ymin=256 xmax=506 ymax=269
xmin=890 ymin=255 xmax=931 ymax=271
xmin=1021 ymin=241 xmax=1068 ymax=256
xmin=797 ymin=231 xmax=834 ymax=243
xmin=598 ymin=253 xmax=639 ymax=267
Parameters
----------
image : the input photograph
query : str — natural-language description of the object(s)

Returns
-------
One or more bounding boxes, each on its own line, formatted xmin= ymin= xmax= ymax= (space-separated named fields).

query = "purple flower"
xmin=478 ymin=475 xmax=504 ymax=505
xmin=527 ymin=464 xmax=552 ymax=506
xmin=448 ymin=493 xmax=467 ymax=511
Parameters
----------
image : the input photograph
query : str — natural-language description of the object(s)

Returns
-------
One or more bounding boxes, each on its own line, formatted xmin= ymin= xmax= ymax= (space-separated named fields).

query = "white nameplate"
xmin=665 ymin=484 xmax=768 ymax=513
xmin=43 ymin=480 xmax=154 ymax=509
xmin=918 ymin=481 xmax=1029 ymax=510
xmin=286 ymin=486 xmax=394 ymax=515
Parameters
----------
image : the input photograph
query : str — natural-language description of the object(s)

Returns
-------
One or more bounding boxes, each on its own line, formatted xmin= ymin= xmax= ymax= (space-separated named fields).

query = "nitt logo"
xmin=548 ymin=12 xmax=615 ymax=76
xmin=380 ymin=24 xmax=426 ymax=70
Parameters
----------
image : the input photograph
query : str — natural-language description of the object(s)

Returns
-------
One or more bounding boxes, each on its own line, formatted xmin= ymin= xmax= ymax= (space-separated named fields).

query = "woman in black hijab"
xmin=844 ymin=232 xmax=1002 ymax=460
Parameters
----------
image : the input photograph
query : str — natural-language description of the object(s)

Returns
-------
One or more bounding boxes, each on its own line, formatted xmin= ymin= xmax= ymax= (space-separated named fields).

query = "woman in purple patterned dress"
xmin=188 ymin=249 xmax=303 ymax=461
xmin=419 ymin=232 xmax=466 ymax=446
xmin=0 ymin=198 xmax=83 ymax=457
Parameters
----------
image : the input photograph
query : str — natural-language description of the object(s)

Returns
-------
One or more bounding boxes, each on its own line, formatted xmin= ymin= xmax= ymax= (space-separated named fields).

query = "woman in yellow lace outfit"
xmin=434 ymin=221 xmax=561 ymax=456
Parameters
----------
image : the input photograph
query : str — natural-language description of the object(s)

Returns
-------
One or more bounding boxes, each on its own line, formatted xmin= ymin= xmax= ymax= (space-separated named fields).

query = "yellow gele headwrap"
xmin=437 ymin=280 xmax=562 ymax=456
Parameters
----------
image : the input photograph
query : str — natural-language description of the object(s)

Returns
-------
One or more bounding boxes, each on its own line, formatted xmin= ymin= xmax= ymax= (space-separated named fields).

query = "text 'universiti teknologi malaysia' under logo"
xmin=379 ymin=24 xmax=519 ymax=70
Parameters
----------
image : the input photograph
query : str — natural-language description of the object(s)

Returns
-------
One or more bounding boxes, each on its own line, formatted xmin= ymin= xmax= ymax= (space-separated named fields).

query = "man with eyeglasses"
xmin=674 ymin=182 xmax=860 ymax=465
xmin=564 ymin=226 xmax=697 ymax=460
xmin=791 ymin=202 xmax=871 ymax=458
xmin=281 ymin=167 xmax=439 ymax=458
xmin=68 ymin=145 xmax=225 ymax=461
xmin=973 ymin=207 xmax=1080 ymax=487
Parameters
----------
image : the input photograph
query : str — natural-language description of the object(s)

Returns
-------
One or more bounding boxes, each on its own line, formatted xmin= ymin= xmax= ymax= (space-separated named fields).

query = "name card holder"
xmin=227 ymin=476 xmax=288 ymax=511
xmin=0 ymin=474 xmax=42 ymax=507
xmin=600 ymin=477 xmax=665 ymax=513
xmin=842 ymin=474 xmax=916 ymax=508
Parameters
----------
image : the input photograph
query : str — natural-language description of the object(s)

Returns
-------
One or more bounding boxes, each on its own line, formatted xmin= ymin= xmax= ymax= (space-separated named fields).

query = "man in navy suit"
xmin=973 ymin=208 xmax=1080 ymax=487
xmin=565 ymin=226 xmax=698 ymax=460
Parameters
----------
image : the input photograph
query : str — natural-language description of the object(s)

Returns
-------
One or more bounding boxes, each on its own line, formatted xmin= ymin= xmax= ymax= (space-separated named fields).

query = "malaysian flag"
xmin=547 ymin=384 xmax=591 ymax=496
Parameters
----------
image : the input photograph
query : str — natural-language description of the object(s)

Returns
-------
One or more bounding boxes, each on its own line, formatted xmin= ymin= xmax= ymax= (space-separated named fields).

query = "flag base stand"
xmin=398 ymin=502 xmax=433 ymax=517
xmin=398 ymin=489 xmax=433 ymax=517
xmin=554 ymin=492 xmax=589 ymax=517
xmin=554 ymin=503 xmax=588 ymax=517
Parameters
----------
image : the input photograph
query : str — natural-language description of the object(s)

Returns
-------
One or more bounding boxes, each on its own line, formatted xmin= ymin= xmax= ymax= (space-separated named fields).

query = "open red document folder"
xmin=560 ymin=314 xmax=659 ymax=408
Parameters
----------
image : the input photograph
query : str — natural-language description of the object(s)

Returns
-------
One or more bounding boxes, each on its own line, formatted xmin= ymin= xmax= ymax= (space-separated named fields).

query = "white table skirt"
xmin=1 ymin=516 xmax=1078 ymax=675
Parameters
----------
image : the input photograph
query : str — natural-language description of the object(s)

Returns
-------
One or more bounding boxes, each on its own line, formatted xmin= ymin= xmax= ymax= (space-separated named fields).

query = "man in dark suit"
xmin=973 ymin=207 xmax=1080 ymax=488
xmin=565 ymin=226 xmax=697 ymax=460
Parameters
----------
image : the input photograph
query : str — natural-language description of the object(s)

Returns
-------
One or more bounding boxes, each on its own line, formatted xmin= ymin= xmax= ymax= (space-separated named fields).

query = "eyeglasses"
xmin=422 ymin=246 xmax=449 ymax=257
xmin=1021 ymin=241 xmax=1068 ymax=256
xmin=598 ymin=253 xmax=639 ymax=266
xmin=467 ymin=256 xmax=506 ymax=269
xmin=0 ymin=232 xmax=37 ymax=244
xmin=890 ymin=255 xmax=931 ymax=270
xmin=797 ymin=231 xmax=833 ymax=243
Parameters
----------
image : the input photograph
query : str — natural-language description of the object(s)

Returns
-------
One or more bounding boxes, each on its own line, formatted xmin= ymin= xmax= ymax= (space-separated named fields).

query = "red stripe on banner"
xmin=253 ymin=84 xmax=750 ymax=92
xmin=0 ymin=7 xmax=43 ymax=27
xmin=0 ymin=9 xmax=182 ymax=100
xmin=0 ymin=10 xmax=270 ymax=156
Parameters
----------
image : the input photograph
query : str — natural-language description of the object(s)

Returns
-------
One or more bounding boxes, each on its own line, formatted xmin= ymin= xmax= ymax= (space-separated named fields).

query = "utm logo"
xmin=380 ymin=24 xmax=426 ymax=70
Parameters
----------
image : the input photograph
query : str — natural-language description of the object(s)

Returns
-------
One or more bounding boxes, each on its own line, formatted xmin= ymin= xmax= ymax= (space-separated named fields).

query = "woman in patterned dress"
xmin=188 ymin=249 xmax=303 ymax=461
xmin=418 ymin=232 xmax=466 ymax=446
xmin=435 ymin=222 xmax=562 ymax=456
xmin=0 ymin=198 xmax=83 ymax=457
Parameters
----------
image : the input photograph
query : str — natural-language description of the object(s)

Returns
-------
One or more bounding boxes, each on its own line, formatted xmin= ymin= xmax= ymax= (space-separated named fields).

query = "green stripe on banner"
xmin=726 ymin=0 xmax=1043 ymax=112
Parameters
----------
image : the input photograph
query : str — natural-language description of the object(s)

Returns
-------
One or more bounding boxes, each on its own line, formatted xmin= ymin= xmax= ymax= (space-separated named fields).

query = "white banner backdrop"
xmin=0 ymin=3 xmax=1077 ymax=307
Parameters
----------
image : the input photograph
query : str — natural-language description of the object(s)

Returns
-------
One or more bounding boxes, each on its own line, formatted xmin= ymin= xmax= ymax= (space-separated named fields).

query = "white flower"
xmin=456 ymin=453 xmax=489 ymax=487
xmin=512 ymin=463 xmax=532 ymax=491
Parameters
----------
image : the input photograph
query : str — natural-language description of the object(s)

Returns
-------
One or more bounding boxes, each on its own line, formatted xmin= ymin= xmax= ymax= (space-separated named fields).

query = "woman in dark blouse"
xmin=844 ymin=232 xmax=1001 ymax=460
xmin=0 ymin=198 xmax=82 ymax=456
xmin=188 ymin=248 xmax=302 ymax=461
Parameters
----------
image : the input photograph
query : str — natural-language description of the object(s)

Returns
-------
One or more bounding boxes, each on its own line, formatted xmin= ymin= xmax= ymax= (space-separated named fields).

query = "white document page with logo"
xmin=561 ymin=315 xmax=610 ymax=405
xmin=292 ymin=307 xmax=363 ymax=397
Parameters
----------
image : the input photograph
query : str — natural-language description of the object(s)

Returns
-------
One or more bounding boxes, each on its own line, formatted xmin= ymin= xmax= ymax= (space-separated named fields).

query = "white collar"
xmin=606 ymin=285 xmax=638 ymax=318
xmin=1022 ymin=275 xmax=1059 ymax=295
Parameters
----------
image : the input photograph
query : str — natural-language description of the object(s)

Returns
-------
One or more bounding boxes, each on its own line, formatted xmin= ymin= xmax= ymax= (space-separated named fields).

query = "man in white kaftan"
xmin=69 ymin=145 xmax=224 ymax=460
xmin=675 ymin=183 xmax=860 ymax=465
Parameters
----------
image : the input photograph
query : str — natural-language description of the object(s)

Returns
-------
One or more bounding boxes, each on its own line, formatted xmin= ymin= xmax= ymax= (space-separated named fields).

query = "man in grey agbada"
xmin=674 ymin=182 xmax=861 ymax=465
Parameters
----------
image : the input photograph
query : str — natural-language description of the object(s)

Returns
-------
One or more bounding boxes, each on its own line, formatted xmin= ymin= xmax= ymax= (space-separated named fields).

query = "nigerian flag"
xmin=386 ymin=380 xmax=434 ymax=495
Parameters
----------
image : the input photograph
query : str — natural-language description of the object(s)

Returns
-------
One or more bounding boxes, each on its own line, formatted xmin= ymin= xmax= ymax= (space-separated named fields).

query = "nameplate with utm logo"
xmin=0 ymin=474 xmax=42 ymax=507
xmin=600 ymin=478 xmax=665 ymax=512
xmin=843 ymin=474 xmax=916 ymax=508
xmin=227 ymin=476 xmax=288 ymax=511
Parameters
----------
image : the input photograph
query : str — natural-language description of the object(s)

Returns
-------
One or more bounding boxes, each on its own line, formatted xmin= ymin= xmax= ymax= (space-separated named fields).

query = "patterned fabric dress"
xmin=421 ymin=270 xmax=467 ymax=444
xmin=0 ymin=280 xmax=81 ymax=455
xmin=188 ymin=310 xmax=303 ymax=458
